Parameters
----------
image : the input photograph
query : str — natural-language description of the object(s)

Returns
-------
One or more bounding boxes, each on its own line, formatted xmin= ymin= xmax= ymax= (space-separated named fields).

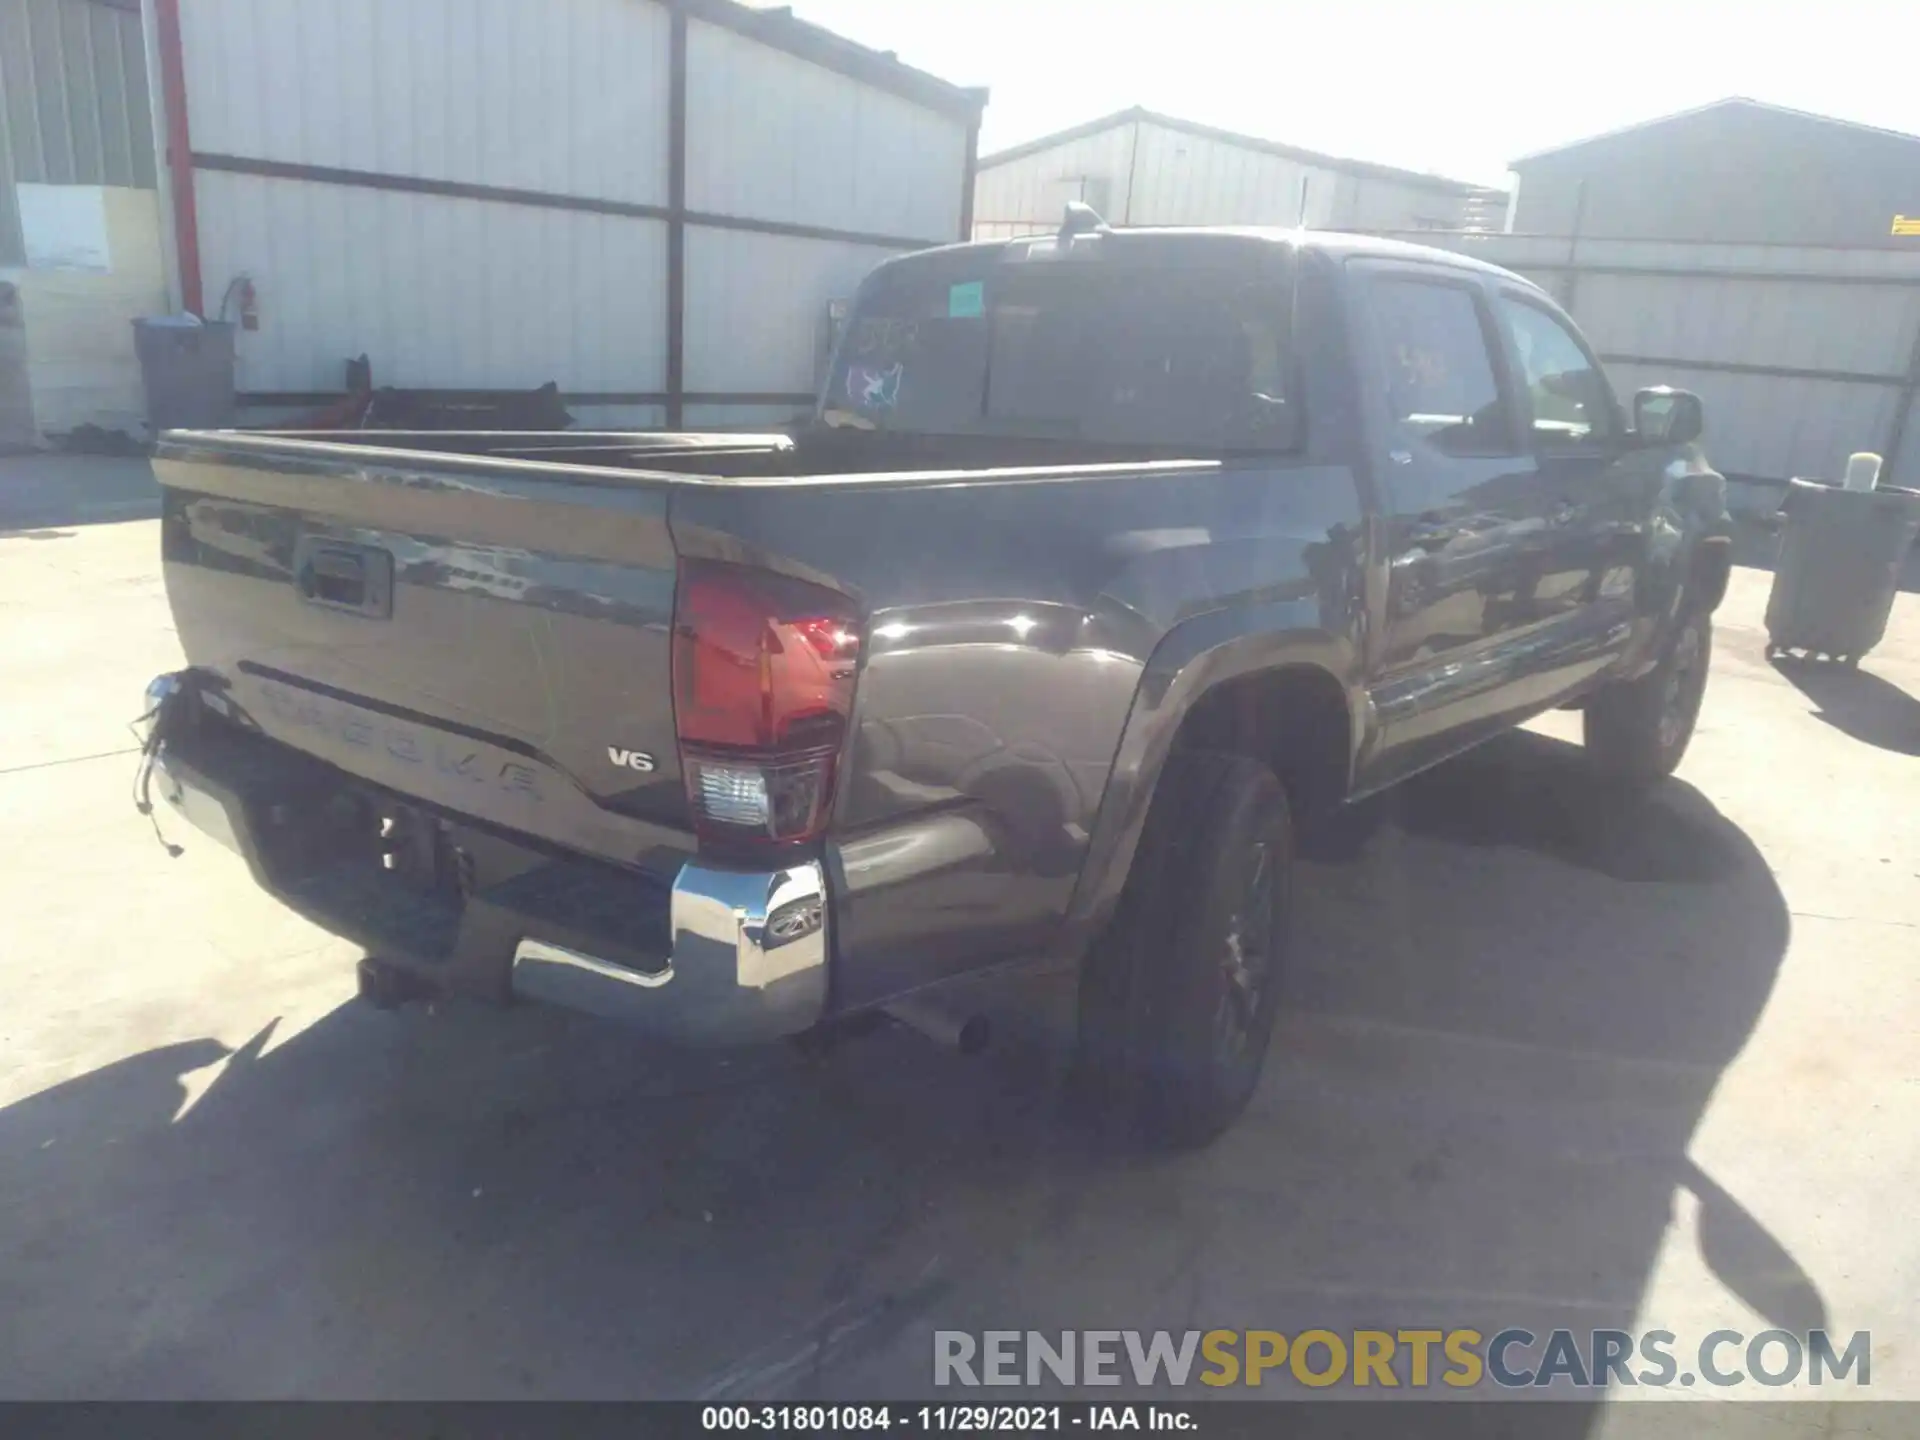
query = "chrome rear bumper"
xmin=143 ymin=671 xmax=829 ymax=1045
xmin=508 ymin=860 xmax=828 ymax=1043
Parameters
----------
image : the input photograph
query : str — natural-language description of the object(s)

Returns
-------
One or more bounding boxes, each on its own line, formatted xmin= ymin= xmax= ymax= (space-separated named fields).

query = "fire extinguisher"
xmin=218 ymin=274 xmax=259 ymax=330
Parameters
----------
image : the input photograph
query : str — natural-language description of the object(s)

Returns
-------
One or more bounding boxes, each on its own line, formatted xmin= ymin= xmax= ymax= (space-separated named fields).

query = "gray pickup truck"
xmin=137 ymin=218 xmax=1731 ymax=1145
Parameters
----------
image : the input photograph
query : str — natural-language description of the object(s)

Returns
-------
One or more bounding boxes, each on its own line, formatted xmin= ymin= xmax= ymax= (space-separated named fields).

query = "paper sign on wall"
xmin=16 ymin=184 xmax=113 ymax=272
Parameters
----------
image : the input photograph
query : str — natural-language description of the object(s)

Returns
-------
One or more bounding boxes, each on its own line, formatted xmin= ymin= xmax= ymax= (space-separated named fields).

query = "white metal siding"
xmin=1574 ymin=274 xmax=1920 ymax=380
xmin=198 ymin=168 xmax=667 ymax=394
xmin=677 ymin=18 xmax=966 ymax=413
xmin=683 ymin=226 xmax=895 ymax=394
xmin=684 ymin=19 xmax=964 ymax=243
xmin=179 ymin=0 xmax=672 ymax=205
xmin=1127 ymin=121 xmax=1338 ymax=228
xmin=1345 ymin=176 xmax=1477 ymax=232
xmin=175 ymin=0 xmax=970 ymax=416
xmin=569 ymin=402 xmax=667 ymax=429
xmin=972 ymin=120 xmax=1485 ymax=238
xmin=973 ymin=125 xmax=1138 ymax=235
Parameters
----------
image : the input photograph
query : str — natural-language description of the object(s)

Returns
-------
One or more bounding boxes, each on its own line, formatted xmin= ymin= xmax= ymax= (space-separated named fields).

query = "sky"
xmin=772 ymin=0 xmax=1920 ymax=186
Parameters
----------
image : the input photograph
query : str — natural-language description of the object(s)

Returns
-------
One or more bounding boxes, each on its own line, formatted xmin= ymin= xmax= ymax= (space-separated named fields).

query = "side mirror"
xmin=1634 ymin=386 xmax=1704 ymax=446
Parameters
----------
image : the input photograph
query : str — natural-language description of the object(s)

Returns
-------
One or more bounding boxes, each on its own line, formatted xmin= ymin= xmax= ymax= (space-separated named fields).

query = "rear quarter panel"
xmin=670 ymin=461 xmax=1369 ymax=1008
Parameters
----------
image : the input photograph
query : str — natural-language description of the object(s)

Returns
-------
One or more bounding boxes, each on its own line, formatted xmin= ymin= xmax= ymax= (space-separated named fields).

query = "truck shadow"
xmin=0 ymin=734 xmax=1801 ymax=1414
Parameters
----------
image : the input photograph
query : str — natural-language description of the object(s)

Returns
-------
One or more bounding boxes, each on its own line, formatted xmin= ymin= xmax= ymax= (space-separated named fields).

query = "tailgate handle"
xmin=295 ymin=539 xmax=393 ymax=618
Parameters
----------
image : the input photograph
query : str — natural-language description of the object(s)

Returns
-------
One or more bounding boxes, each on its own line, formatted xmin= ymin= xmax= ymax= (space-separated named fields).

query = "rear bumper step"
xmin=143 ymin=674 xmax=828 ymax=1045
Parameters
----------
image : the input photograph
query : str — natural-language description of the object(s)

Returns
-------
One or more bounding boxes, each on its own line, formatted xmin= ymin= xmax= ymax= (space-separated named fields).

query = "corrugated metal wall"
xmin=681 ymin=227 xmax=895 ymax=396
xmin=0 ymin=0 xmax=156 ymax=265
xmin=193 ymin=168 xmax=671 ymax=395
xmin=973 ymin=117 xmax=1484 ymax=239
xmin=973 ymin=124 xmax=1137 ymax=239
xmin=1125 ymin=122 xmax=1339 ymax=228
xmin=172 ymin=0 xmax=973 ymax=424
xmin=1397 ymin=232 xmax=1920 ymax=488
xmin=684 ymin=21 xmax=963 ymax=243
xmin=1510 ymin=103 xmax=1920 ymax=250
xmin=180 ymin=0 xmax=671 ymax=205
xmin=178 ymin=0 xmax=673 ymax=410
xmin=681 ymin=18 xmax=965 ymax=404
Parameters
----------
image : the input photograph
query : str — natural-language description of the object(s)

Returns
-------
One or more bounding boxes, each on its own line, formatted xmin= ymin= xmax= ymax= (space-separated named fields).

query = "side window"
xmin=1498 ymin=296 xmax=1615 ymax=446
xmin=1363 ymin=277 xmax=1511 ymax=458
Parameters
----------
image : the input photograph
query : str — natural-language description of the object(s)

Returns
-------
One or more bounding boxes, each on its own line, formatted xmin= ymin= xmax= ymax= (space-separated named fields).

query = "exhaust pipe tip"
xmin=954 ymin=1013 xmax=992 ymax=1057
xmin=884 ymin=995 xmax=992 ymax=1057
xmin=357 ymin=956 xmax=432 ymax=1011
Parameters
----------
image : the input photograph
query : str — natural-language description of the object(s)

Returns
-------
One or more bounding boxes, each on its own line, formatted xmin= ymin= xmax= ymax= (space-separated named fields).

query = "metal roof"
xmin=1511 ymin=97 xmax=1920 ymax=166
xmin=687 ymin=1 xmax=987 ymax=121
xmin=977 ymin=107 xmax=1492 ymax=196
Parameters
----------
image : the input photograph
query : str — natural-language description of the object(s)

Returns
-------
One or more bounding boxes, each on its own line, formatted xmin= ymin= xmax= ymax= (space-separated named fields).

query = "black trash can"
xmin=132 ymin=317 xmax=237 ymax=432
xmin=1764 ymin=477 xmax=1920 ymax=664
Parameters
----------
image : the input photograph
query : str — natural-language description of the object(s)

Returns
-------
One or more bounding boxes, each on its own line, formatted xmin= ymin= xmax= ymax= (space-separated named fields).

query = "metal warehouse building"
xmin=1508 ymin=98 xmax=1920 ymax=248
xmin=1 ymin=0 xmax=169 ymax=446
xmin=1460 ymin=98 xmax=1920 ymax=491
xmin=972 ymin=107 xmax=1504 ymax=240
xmin=5 ymin=0 xmax=985 ymax=441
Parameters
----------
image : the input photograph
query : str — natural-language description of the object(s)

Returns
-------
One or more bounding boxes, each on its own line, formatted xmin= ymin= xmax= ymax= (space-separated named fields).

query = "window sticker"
xmin=947 ymin=281 xmax=986 ymax=318
xmin=847 ymin=362 xmax=903 ymax=410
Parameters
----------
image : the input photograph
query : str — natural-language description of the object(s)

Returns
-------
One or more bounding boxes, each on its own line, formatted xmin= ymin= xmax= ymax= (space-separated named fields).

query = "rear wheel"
xmin=1583 ymin=608 xmax=1712 ymax=784
xmin=1075 ymin=750 xmax=1293 ymax=1148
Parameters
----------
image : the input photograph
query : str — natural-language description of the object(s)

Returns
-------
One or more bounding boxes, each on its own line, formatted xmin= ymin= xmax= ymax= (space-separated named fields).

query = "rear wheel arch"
xmin=1171 ymin=663 xmax=1357 ymax=818
xmin=1064 ymin=622 xmax=1359 ymax=945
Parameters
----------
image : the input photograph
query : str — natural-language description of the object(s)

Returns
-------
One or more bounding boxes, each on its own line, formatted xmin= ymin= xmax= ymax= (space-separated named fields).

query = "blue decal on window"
xmin=947 ymin=281 xmax=985 ymax=319
xmin=847 ymin=362 xmax=902 ymax=410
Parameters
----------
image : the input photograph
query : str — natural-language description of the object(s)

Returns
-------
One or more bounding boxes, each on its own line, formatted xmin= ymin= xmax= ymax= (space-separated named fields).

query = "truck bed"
xmin=151 ymin=425 xmax=1233 ymax=873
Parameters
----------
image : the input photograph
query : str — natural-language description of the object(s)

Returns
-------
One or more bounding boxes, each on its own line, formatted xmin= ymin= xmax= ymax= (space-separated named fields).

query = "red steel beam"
xmin=153 ymin=0 xmax=204 ymax=315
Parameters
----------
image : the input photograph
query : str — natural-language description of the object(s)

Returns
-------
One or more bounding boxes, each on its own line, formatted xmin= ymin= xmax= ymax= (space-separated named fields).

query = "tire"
xmin=1075 ymin=750 xmax=1293 ymax=1148
xmin=1583 ymin=608 xmax=1712 ymax=784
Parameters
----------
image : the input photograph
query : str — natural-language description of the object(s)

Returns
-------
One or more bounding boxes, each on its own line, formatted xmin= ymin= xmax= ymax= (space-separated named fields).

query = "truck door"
xmin=1346 ymin=262 xmax=1547 ymax=787
xmin=1491 ymin=289 xmax=1650 ymax=679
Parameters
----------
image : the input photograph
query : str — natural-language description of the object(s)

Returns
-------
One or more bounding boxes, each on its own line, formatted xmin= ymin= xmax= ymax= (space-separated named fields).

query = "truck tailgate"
xmin=154 ymin=435 xmax=695 ymax=872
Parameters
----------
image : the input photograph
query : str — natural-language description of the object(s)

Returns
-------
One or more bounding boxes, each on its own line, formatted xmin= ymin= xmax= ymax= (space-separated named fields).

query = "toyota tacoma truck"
xmin=136 ymin=217 xmax=1731 ymax=1145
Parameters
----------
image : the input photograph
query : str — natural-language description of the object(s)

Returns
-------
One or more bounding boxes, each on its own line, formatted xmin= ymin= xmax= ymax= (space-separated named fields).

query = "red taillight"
xmin=672 ymin=559 xmax=862 ymax=851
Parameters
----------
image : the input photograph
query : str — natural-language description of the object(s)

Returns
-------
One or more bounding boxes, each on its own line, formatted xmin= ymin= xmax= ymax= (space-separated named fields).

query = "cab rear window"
xmin=823 ymin=251 xmax=1294 ymax=452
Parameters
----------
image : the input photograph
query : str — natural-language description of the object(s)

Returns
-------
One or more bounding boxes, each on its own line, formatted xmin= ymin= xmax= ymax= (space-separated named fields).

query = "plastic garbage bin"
xmin=1764 ymin=477 xmax=1920 ymax=665
xmin=132 ymin=317 xmax=236 ymax=432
